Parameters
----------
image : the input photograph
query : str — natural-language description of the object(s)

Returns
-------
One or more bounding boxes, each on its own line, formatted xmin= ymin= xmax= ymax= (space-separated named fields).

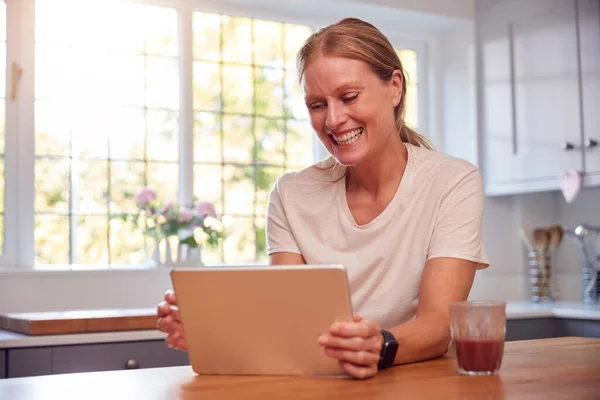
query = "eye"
xmin=342 ymin=93 xmax=359 ymax=103
xmin=307 ymin=101 xmax=326 ymax=111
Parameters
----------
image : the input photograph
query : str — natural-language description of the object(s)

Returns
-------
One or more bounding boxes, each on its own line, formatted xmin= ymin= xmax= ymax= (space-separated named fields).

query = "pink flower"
xmin=134 ymin=187 xmax=156 ymax=205
xmin=160 ymin=201 xmax=175 ymax=215
xmin=179 ymin=209 xmax=194 ymax=223
xmin=195 ymin=201 xmax=216 ymax=218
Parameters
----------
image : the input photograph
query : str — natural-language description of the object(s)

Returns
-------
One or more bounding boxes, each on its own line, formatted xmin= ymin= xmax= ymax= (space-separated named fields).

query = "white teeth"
xmin=332 ymin=128 xmax=363 ymax=146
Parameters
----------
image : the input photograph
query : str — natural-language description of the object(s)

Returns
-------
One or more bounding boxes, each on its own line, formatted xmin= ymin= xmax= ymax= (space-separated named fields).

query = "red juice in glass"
xmin=454 ymin=339 xmax=504 ymax=373
xmin=449 ymin=301 xmax=506 ymax=376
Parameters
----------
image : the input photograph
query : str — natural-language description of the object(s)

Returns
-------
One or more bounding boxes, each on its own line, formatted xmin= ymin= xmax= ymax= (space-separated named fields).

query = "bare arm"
xmin=388 ymin=257 xmax=477 ymax=365
xmin=270 ymin=252 xmax=306 ymax=265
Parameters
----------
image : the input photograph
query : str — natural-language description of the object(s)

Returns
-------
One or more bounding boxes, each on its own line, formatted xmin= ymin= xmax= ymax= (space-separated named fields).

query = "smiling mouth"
xmin=330 ymin=127 xmax=364 ymax=146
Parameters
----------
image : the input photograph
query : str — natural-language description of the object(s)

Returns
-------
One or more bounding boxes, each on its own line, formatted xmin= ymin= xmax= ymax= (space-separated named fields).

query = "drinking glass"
xmin=449 ymin=301 xmax=506 ymax=376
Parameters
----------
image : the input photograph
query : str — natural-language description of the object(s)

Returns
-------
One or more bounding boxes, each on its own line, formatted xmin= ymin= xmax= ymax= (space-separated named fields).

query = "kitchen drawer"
xmin=584 ymin=322 xmax=600 ymax=338
xmin=52 ymin=340 xmax=189 ymax=374
xmin=7 ymin=347 xmax=52 ymax=378
xmin=0 ymin=350 xmax=5 ymax=379
xmin=506 ymin=318 xmax=556 ymax=341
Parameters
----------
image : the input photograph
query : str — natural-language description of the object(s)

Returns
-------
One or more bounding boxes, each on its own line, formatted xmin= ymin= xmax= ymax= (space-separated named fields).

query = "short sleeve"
xmin=427 ymin=166 xmax=489 ymax=269
xmin=266 ymin=176 xmax=302 ymax=255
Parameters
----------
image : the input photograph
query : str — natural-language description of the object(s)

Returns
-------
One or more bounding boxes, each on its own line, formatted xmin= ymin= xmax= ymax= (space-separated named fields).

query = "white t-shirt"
xmin=266 ymin=143 xmax=489 ymax=329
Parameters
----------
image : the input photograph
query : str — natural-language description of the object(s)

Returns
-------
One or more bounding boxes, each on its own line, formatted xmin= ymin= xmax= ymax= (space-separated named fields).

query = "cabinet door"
xmin=479 ymin=17 xmax=516 ymax=193
xmin=579 ymin=0 xmax=600 ymax=184
xmin=511 ymin=0 xmax=583 ymax=186
xmin=0 ymin=350 xmax=6 ymax=379
xmin=7 ymin=348 xmax=52 ymax=378
xmin=52 ymin=340 xmax=189 ymax=374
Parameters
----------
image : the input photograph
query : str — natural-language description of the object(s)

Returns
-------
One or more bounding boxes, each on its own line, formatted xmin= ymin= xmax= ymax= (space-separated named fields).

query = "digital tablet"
xmin=170 ymin=264 xmax=354 ymax=376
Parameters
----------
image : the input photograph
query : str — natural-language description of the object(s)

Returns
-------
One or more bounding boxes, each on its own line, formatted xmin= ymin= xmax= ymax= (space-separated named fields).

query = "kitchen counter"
xmin=0 ymin=301 xmax=598 ymax=349
xmin=505 ymin=301 xmax=600 ymax=320
xmin=1 ymin=337 xmax=599 ymax=399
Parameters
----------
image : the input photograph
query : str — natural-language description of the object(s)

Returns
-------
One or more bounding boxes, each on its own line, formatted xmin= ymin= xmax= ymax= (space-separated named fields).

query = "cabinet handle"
xmin=508 ymin=23 xmax=518 ymax=155
xmin=564 ymin=142 xmax=576 ymax=151
xmin=584 ymin=139 xmax=598 ymax=149
xmin=125 ymin=358 xmax=139 ymax=369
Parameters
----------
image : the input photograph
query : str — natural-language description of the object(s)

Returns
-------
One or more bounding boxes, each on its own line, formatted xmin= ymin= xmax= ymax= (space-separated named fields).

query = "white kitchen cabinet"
xmin=477 ymin=0 xmax=598 ymax=195
xmin=578 ymin=0 xmax=600 ymax=186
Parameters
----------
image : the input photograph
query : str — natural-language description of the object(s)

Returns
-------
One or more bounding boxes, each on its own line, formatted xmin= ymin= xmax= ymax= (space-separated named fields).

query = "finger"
xmin=339 ymin=361 xmax=378 ymax=380
xmin=353 ymin=313 xmax=362 ymax=323
xmin=330 ymin=320 xmax=381 ymax=338
xmin=156 ymin=315 xmax=182 ymax=335
xmin=165 ymin=333 xmax=188 ymax=351
xmin=157 ymin=301 xmax=172 ymax=318
xmin=325 ymin=348 xmax=380 ymax=366
xmin=165 ymin=290 xmax=178 ymax=306
xmin=318 ymin=334 xmax=382 ymax=353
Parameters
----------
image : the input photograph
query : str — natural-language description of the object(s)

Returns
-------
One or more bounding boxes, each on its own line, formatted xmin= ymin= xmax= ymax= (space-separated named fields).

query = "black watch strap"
xmin=378 ymin=329 xmax=399 ymax=370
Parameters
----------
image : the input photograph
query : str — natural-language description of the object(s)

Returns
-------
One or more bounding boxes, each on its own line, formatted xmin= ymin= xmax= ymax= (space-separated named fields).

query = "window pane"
xmin=255 ymin=166 xmax=283 ymax=216
xmin=75 ymin=216 xmax=108 ymax=264
xmin=255 ymin=117 xmax=285 ymax=165
xmin=223 ymin=115 xmax=253 ymax=163
xmin=194 ymin=112 xmax=221 ymax=164
xmin=147 ymin=162 xmax=179 ymax=205
xmin=222 ymin=216 xmax=255 ymax=263
xmin=146 ymin=56 xmax=179 ymax=109
xmin=222 ymin=65 xmax=253 ymax=114
xmin=110 ymin=108 xmax=145 ymax=160
xmin=109 ymin=161 xmax=145 ymax=214
xmin=223 ymin=165 xmax=253 ymax=215
xmin=0 ymin=215 xmax=3 ymax=254
xmin=35 ymin=158 xmax=70 ymax=213
xmin=193 ymin=164 xmax=223 ymax=214
xmin=255 ymin=215 xmax=267 ymax=262
xmin=255 ymin=67 xmax=284 ymax=117
xmin=286 ymin=119 xmax=315 ymax=167
xmin=193 ymin=13 xmax=220 ymax=62
xmin=0 ymin=161 xmax=4 ymax=212
xmin=397 ymin=49 xmax=418 ymax=84
xmin=145 ymin=6 xmax=178 ymax=57
xmin=35 ymin=215 xmax=69 ymax=264
xmin=254 ymin=20 xmax=283 ymax=68
xmin=75 ymin=160 xmax=108 ymax=214
xmin=284 ymin=71 xmax=308 ymax=120
xmin=405 ymin=83 xmax=419 ymax=129
xmin=221 ymin=16 xmax=252 ymax=64
xmin=110 ymin=54 xmax=145 ymax=107
xmin=35 ymin=101 xmax=71 ymax=156
xmin=193 ymin=61 xmax=221 ymax=112
xmin=0 ymin=42 xmax=5 ymax=101
xmin=284 ymin=24 xmax=312 ymax=70
xmin=109 ymin=216 xmax=146 ymax=265
xmin=0 ymin=99 xmax=4 ymax=154
xmin=146 ymin=109 xmax=178 ymax=162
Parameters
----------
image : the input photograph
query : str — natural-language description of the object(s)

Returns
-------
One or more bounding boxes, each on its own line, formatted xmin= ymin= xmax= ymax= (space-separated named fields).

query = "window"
xmin=34 ymin=1 xmax=180 ymax=266
xmin=191 ymin=13 xmax=312 ymax=264
xmin=2 ymin=1 xmax=427 ymax=269
xmin=396 ymin=49 xmax=419 ymax=130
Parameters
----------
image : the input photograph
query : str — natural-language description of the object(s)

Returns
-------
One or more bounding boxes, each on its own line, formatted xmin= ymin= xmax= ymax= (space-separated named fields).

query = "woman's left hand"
xmin=318 ymin=314 xmax=383 ymax=379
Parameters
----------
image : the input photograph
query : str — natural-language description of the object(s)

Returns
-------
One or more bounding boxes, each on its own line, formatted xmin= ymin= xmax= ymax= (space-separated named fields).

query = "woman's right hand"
xmin=156 ymin=290 xmax=188 ymax=351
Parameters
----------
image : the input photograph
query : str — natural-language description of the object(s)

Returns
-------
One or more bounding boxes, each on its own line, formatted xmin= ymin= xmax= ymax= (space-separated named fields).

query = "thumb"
xmin=353 ymin=313 xmax=362 ymax=322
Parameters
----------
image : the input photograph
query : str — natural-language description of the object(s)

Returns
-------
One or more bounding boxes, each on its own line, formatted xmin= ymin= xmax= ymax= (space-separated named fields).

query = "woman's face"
xmin=302 ymin=56 xmax=403 ymax=166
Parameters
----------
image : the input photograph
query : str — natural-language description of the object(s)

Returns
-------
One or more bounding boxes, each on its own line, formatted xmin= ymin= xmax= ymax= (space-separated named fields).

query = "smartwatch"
xmin=378 ymin=329 xmax=398 ymax=369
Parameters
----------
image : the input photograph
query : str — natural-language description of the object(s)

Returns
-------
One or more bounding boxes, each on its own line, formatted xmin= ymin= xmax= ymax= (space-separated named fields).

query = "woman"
xmin=157 ymin=17 xmax=488 ymax=380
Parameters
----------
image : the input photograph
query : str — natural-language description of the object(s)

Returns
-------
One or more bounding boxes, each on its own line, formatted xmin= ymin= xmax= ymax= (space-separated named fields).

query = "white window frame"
xmin=1 ymin=0 xmax=429 ymax=270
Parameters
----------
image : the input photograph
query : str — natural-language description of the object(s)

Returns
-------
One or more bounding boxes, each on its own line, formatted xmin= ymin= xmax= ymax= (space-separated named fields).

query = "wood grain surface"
xmin=0 ymin=309 xmax=158 ymax=335
xmin=0 ymin=337 xmax=598 ymax=399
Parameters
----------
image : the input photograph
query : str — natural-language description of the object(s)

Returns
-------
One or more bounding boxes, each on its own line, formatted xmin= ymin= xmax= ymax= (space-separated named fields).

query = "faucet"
xmin=564 ymin=224 xmax=600 ymax=304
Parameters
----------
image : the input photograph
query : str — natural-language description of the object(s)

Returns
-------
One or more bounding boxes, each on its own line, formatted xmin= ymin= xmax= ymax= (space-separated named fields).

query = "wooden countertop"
xmin=1 ymin=337 xmax=599 ymax=399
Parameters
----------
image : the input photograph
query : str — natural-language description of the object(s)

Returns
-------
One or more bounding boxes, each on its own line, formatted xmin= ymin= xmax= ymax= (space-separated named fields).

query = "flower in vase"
xmin=134 ymin=187 xmax=157 ymax=206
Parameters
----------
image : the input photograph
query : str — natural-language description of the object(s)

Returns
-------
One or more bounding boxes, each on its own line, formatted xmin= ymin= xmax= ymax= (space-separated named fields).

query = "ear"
xmin=390 ymin=69 xmax=403 ymax=107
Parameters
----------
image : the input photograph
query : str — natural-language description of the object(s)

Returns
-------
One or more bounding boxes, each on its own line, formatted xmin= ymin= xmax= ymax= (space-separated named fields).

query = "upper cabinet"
xmin=579 ymin=0 xmax=600 ymax=185
xmin=477 ymin=0 xmax=600 ymax=195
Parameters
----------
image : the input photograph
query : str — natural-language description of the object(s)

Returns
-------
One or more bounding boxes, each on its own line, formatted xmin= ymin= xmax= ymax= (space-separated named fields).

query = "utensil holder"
xmin=527 ymin=249 xmax=554 ymax=302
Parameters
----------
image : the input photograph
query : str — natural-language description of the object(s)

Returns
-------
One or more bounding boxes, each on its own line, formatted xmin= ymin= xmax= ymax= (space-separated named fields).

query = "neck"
xmin=345 ymin=133 xmax=408 ymax=196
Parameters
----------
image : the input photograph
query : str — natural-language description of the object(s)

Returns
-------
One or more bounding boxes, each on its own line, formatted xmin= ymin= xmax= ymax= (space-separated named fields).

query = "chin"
xmin=331 ymin=148 xmax=369 ymax=167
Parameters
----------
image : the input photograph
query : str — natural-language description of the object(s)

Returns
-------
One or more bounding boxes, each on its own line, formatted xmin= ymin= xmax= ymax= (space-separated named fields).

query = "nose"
xmin=325 ymin=103 xmax=347 ymax=131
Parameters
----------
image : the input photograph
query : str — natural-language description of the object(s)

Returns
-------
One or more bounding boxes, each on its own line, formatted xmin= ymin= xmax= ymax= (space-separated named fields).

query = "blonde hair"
xmin=297 ymin=17 xmax=434 ymax=150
